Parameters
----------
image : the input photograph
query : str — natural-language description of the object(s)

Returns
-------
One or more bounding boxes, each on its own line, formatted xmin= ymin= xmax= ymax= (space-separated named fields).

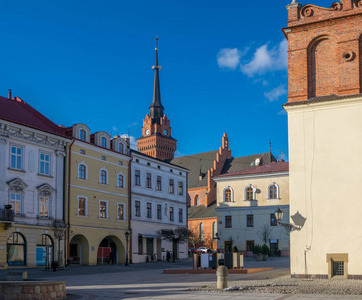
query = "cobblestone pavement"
xmin=1 ymin=257 xmax=362 ymax=299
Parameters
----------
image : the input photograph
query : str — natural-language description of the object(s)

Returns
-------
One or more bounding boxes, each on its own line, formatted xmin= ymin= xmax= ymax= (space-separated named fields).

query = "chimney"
xmin=8 ymin=89 xmax=12 ymax=99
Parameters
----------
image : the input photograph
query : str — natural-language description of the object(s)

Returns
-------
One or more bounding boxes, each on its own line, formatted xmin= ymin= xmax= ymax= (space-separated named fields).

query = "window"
xmin=135 ymin=170 xmax=140 ymax=186
xmin=212 ymin=221 xmax=217 ymax=238
xmin=225 ymin=216 xmax=232 ymax=228
xmin=118 ymin=143 xmax=124 ymax=153
xmin=117 ymin=203 xmax=125 ymax=220
xmin=169 ymin=179 xmax=174 ymax=194
xmin=78 ymin=197 xmax=87 ymax=216
xmin=39 ymin=153 xmax=50 ymax=175
xmin=117 ymin=174 xmax=124 ymax=188
xmin=10 ymin=192 xmax=21 ymax=215
xmin=135 ymin=201 xmax=141 ymax=217
xmin=99 ymin=200 xmax=108 ymax=218
xmin=156 ymin=176 xmax=162 ymax=191
xmin=170 ymin=206 xmax=174 ymax=221
xmin=119 ymin=161 xmax=123 ymax=165
xmin=270 ymin=213 xmax=277 ymax=226
xmin=100 ymin=170 xmax=107 ymax=184
xmin=101 ymin=156 xmax=106 ymax=161
xmin=146 ymin=173 xmax=152 ymax=188
xmin=147 ymin=203 xmax=152 ymax=218
xmin=269 ymin=183 xmax=278 ymax=199
xmin=224 ymin=188 xmax=232 ymax=202
xmin=78 ymin=164 xmax=86 ymax=180
xmin=101 ymin=137 xmax=107 ymax=148
xmin=179 ymin=208 xmax=183 ymax=223
xmin=178 ymin=182 xmax=183 ymax=196
xmin=80 ymin=149 xmax=85 ymax=155
xmin=10 ymin=146 xmax=22 ymax=170
xmin=80 ymin=129 xmax=86 ymax=141
xmin=247 ymin=214 xmax=254 ymax=227
xmin=246 ymin=241 xmax=255 ymax=251
xmin=39 ymin=197 xmax=49 ymax=217
xmin=157 ymin=204 xmax=162 ymax=220
xmin=199 ymin=223 xmax=204 ymax=240
xmin=333 ymin=262 xmax=345 ymax=276
xmin=195 ymin=195 xmax=200 ymax=206
xmin=147 ymin=162 xmax=150 ymax=166
xmin=138 ymin=235 xmax=143 ymax=255
xmin=245 ymin=185 xmax=255 ymax=200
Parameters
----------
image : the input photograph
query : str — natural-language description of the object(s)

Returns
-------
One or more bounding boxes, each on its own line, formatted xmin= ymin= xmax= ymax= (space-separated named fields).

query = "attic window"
xmin=80 ymin=149 xmax=85 ymax=155
xmin=179 ymin=172 xmax=182 ymax=175
xmin=101 ymin=156 xmax=106 ymax=161
xmin=147 ymin=162 xmax=151 ymax=166
xmin=170 ymin=169 xmax=173 ymax=173
xmin=136 ymin=159 xmax=139 ymax=163
xmin=157 ymin=165 xmax=161 ymax=169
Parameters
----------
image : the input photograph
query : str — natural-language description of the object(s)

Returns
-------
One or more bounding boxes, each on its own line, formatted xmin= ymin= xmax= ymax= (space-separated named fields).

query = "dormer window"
xmin=118 ymin=143 xmax=124 ymax=153
xmin=101 ymin=137 xmax=107 ymax=148
xmin=80 ymin=129 xmax=86 ymax=141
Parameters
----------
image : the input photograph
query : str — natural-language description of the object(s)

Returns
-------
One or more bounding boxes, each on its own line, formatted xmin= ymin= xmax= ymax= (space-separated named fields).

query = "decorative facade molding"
xmin=7 ymin=178 xmax=28 ymax=191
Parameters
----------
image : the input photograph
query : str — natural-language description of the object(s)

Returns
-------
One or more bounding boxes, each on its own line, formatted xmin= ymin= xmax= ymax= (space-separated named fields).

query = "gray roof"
xmin=171 ymin=151 xmax=275 ymax=189
xmin=222 ymin=152 xmax=276 ymax=174
xmin=188 ymin=202 xmax=217 ymax=220
xmin=283 ymin=93 xmax=362 ymax=107
xmin=170 ymin=150 xmax=219 ymax=188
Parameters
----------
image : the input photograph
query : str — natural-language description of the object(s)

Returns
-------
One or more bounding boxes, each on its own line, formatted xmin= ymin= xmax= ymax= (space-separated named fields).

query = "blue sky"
xmin=0 ymin=0 xmax=334 ymax=160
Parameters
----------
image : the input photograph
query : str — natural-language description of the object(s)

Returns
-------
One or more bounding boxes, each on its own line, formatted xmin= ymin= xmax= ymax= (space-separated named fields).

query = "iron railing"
xmin=0 ymin=208 xmax=14 ymax=222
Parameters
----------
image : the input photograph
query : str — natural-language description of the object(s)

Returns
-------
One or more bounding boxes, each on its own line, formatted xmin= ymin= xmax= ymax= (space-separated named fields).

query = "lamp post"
xmin=124 ymin=231 xmax=130 ymax=266
xmin=274 ymin=206 xmax=300 ymax=231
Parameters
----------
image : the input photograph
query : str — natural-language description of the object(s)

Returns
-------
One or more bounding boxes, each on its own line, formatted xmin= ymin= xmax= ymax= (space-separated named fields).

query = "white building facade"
xmin=0 ymin=95 xmax=68 ymax=268
xmin=214 ymin=161 xmax=290 ymax=256
xmin=130 ymin=151 xmax=189 ymax=263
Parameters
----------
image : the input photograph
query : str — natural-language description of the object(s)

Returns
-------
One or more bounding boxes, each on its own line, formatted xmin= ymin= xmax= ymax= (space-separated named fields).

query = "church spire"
xmin=149 ymin=36 xmax=164 ymax=123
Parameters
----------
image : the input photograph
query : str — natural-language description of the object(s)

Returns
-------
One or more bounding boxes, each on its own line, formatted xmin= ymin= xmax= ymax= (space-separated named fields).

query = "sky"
xmin=0 ymin=0 xmax=335 ymax=160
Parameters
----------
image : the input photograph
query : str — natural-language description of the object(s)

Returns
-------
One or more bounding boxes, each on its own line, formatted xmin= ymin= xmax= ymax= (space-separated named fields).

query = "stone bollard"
xmin=217 ymin=265 xmax=228 ymax=289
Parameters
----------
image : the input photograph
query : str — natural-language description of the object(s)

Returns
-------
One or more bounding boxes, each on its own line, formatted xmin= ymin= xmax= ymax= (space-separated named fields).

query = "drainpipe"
xmin=67 ymin=139 xmax=76 ymax=261
xmin=128 ymin=155 xmax=133 ymax=263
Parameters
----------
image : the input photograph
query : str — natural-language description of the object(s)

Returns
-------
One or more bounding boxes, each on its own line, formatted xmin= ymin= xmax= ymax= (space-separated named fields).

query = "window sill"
xmin=117 ymin=218 xmax=126 ymax=221
xmin=77 ymin=178 xmax=88 ymax=181
xmin=98 ymin=217 xmax=109 ymax=220
xmin=37 ymin=173 xmax=53 ymax=178
xmin=76 ymin=214 xmax=88 ymax=217
xmin=8 ymin=168 xmax=25 ymax=173
xmin=267 ymin=198 xmax=280 ymax=200
xmin=117 ymin=186 xmax=125 ymax=189
xmin=99 ymin=183 xmax=109 ymax=186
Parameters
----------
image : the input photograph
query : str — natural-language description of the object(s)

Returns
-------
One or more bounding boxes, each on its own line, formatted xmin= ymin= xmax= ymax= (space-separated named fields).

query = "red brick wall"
xmin=286 ymin=1 xmax=362 ymax=103
xmin=188 ymin=218 xmax=217 ymax=250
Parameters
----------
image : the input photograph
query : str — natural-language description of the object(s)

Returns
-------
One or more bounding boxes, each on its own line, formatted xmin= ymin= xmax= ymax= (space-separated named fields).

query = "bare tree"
xmin=48 ymin=220 xmax=66 ymax=268
xmin=188 ymin=224 xmax=203 ymax=249
xmin=257 ymin=224 xmax=273 ymax=245
xmin=156 ymin=226 xmax=191 ymax=262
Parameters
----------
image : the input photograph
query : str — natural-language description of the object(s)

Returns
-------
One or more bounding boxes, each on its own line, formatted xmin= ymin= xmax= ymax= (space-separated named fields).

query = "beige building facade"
xmin=284 ymin=0 xmax=362 ymax=278
xmin=65 ymin=124 xmax=131 ymax=266
xmin=214 ymin=162 xmax=289 ymax=256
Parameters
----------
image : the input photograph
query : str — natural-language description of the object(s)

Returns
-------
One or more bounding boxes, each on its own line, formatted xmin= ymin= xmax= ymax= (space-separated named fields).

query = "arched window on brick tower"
xmin=308 ymin=36 xmax=338 ymax=98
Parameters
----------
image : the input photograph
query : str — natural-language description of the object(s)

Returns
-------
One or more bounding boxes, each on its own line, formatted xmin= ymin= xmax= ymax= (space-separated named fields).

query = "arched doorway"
xmin=69 ymin=235 xmax=89 ymax=265
xmin=97 ymin=235 xmax=125 ymax=265
xmin=7 ymin=232 xmax=26 ymax=266
xmin=36 ymin=234 xmax=54 ymax=267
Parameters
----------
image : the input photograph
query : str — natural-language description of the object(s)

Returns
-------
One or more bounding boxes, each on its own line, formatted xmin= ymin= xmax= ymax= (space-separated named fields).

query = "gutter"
xmin=66 ymin=139 xmax=76 ymax=261
xmin=128 ymin=156 xmax=133 ymax=263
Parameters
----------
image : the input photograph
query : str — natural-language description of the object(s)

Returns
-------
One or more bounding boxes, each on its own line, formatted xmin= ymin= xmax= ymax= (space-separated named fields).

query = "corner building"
xmin=284 ymin=0 xmax=362 ymax=278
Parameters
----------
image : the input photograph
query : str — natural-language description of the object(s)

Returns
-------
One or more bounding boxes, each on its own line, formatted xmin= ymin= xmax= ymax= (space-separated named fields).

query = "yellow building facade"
xmin=65 ymin=124 xmax=131 ymax=265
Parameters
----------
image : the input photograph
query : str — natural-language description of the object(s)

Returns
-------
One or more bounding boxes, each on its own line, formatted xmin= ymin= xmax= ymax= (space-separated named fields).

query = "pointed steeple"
xmin=149 ymin=36 xmax=164 ymax=123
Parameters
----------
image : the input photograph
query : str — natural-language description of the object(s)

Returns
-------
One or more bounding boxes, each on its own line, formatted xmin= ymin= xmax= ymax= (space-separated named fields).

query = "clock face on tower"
xmin=163 ymin=129 xmax=168 ymax=136
xmin=146 ymin=129 xmax=150 ymax=135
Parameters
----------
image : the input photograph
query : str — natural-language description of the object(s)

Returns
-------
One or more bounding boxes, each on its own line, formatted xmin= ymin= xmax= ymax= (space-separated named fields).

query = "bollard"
xmin=217 ymin=265 xmax=228 ymax=289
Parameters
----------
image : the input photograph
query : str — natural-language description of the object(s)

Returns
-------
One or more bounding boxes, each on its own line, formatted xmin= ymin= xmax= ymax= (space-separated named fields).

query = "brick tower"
xmin=137 ymin=38 xmax=177 ymax=160
xmin=285 ymin=0 xmax=362 ymax=103
xmin=284 ymin=0 xmax=362 ymax=278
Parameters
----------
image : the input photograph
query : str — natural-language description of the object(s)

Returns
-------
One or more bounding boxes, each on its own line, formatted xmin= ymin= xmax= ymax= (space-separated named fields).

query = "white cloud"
xmin=241 ymin=39 xmax=288 ymax=77
xmin=112 ymin=126 xmax=118 ymax=132
xmin=217 ymin=48 xmax=242 ymax=70
xmin=128 ymin=122 xmax=138 ymax=127
xmin=174 ymin=150 xmax=185 ymax=158
xmin=278 ymin=109 xmax=287 ymax=115
xmin=264 ymin=84 xmax=287 ymax=102
xmin=120 ymin=134 xmax=137 ymax=150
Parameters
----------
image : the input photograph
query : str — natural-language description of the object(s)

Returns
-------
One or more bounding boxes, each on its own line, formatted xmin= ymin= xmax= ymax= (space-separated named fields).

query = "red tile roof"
xmin=0 ymin=96 xmax=65 ymax=136
xmin=214 ymin=161 xmax=289 ymax=178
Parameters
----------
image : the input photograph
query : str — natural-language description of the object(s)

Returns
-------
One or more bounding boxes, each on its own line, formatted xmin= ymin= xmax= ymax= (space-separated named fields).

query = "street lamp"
xmin=124 ymin=231 xmax=130 ymax=266
xmin=274 ymin=206 xmax=301 ymax=232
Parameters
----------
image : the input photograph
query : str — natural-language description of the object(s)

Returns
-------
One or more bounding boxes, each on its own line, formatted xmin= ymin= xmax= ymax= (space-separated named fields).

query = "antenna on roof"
xmin=8 ymin=89 xmax=12 ymax=99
